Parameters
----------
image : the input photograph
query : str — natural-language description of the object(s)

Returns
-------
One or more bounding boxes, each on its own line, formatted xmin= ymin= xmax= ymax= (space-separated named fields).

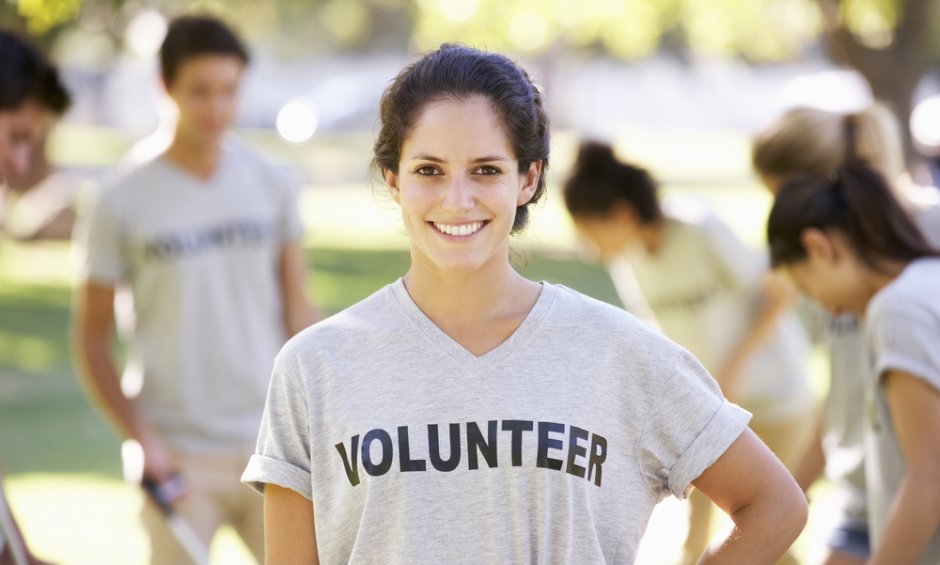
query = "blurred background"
xmin=1 ymin=0 xmax=939 ymax=563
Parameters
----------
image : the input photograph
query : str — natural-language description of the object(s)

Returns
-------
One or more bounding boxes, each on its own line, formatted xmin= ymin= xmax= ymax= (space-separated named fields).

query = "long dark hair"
xmin=372 ymin=43 xmax=550 ymax=233
xmin=767 ymin=161 xmax=938 ymax=270
xmin=563 ymin=141 xmax=662 ymax=223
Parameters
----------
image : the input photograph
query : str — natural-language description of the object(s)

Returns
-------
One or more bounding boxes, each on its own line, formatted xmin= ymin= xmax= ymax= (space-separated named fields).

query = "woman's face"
xmin=572 ymin=207 xmax=640 ymax=262
xmin=166 ymin=54 xmax=243 ymax=146
xmin=385 ymin=96 xmax=541 ymax=276
xmin=784 ymin=229 xmax=872 ymax=316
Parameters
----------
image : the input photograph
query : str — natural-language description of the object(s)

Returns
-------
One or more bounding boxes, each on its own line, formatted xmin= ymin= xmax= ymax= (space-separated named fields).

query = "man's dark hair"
xmin=0 ymin=29 xmax=71 ymax=114
xmin=160 ymin=16 xmax=249 ymax=86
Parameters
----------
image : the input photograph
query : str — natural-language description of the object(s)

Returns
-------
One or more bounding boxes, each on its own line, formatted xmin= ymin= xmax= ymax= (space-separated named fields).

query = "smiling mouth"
xmin=431 ymin=221 xmax=487 ymax=237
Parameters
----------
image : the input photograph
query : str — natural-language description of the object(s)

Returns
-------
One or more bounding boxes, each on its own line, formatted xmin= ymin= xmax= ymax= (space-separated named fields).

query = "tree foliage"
xmin=6 ymin=0 xmax=935 ymax=62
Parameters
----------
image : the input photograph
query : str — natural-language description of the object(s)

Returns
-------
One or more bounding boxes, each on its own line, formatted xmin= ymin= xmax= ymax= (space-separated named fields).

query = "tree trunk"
xmin=817 ymin=0 xmax=937 ymax=167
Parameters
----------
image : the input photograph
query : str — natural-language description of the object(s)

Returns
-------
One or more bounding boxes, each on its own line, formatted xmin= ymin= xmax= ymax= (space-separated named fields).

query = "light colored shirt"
xmin=864 ymin=257 xmax=940 ymax=564
xmin=75 ymin=140 xmax=303 ymax=452
xmin=243 ymin=280 xmax=751 ymax=564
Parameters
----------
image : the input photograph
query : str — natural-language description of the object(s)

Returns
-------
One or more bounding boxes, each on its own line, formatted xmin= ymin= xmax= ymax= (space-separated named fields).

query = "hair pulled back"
xmin=562 ymin=140 xmax=662 ymax=224
xmin=372 ymin=43 xmax=550 ymax=233
xmin=767 ymin=161 xmax=938 ymax=270
xmin=752 ymin=104 xmax=905 ymax=185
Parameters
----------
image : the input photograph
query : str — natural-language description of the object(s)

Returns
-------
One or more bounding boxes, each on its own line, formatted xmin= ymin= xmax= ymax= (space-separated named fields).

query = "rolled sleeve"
xmin=638 ymin=348 xmax=752 ymax=499
xmin=241 ymin=345 xmax=314 ymax=499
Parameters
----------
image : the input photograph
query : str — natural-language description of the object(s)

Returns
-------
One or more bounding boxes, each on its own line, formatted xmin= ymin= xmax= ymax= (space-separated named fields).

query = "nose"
xmin=441 ymin=175 xmax=475 ymax=213
xmin=8 ymin=144 xmax=32 ymax=176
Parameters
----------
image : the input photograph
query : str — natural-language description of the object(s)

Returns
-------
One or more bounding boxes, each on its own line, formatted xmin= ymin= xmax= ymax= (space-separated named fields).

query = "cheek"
xmin=787 ymin=267 xmax=820 ymax=300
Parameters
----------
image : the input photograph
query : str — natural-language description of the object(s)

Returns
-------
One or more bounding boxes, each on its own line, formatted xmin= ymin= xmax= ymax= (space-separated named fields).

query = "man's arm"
xmin=72 ymin=280 xmax=173 ymax=482
xmin=694 ymin=428 xmax=808 ymax=564
xmin=278 ymin=241 xmax=319 ymax=337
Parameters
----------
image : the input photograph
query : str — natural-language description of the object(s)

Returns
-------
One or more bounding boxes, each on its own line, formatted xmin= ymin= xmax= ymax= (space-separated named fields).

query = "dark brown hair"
xmin=767 ymin=161 xmax=938 ymax=270
xmin=372 ymin=43 xmax=550 ymax=233
xmin=563 ymin=140 xmax=662 ymax=223
xmin=160 ymin=16 xmax=249 ymax=86
xmin=0 ymin=29 xmax=70 ymax=114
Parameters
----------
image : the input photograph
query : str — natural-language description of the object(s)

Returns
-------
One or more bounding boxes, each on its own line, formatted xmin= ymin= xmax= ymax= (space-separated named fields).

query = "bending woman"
xmin=753 ymin=104 xmax=940 ymax=565
xmin=767 ymin=161 xmax=940 ymax=565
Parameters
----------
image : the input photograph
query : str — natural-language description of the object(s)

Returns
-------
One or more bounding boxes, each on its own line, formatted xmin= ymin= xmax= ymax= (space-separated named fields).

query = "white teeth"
xmin=433 ymin=222 xmax=484 ymax=236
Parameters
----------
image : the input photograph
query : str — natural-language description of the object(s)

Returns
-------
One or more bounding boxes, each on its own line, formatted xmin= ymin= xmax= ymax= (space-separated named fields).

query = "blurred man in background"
xmin=72 ymin=15 xmax=318 ymax=564
xmin=0 ymin=27 xmax=70 ymax=565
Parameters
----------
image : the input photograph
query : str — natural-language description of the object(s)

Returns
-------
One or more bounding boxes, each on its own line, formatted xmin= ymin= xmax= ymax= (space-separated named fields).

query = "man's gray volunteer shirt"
xmin=76 ymin=141 xmax=303 ymax=452
xmin=243 ymin=280 xmax=751 ymax=563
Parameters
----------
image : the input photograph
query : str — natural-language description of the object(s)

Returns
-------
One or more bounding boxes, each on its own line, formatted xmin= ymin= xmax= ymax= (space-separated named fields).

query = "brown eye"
xmin=476 ymin=166 xmax=501 ymax=176
xmin=415 ymin=166 xmax=441 ymax=176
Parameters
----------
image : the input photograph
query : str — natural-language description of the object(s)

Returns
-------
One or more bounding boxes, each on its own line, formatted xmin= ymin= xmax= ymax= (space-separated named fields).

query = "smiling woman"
xmin=242 ymin=43 xmax=808 ymax=565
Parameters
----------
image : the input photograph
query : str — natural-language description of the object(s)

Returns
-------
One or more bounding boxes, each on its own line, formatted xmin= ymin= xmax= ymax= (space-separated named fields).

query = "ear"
xmin=385 ymin=168 xmax=401 ymax=204
xmin=799 ymin=227 xmax=836 ymax=263
xmin=517 ymin=160 xmax=543 ymax=206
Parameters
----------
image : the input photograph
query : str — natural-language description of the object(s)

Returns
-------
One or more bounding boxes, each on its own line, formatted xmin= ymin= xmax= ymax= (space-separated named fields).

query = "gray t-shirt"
xmin=243 ymin=280 xmax=751 ymax=564
xmin=75 ymin=141 xmax=303 ymax=452
xmin=865 ymin=258 xmax=940 ymax=563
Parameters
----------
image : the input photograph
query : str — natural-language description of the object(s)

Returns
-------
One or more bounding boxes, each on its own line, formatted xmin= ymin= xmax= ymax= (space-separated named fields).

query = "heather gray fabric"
xmin=864 ymin=258 xmax=940 ymax=564
xmin=75 ymin=140 xmax=303 ymax=452
xmin=243 ymin=280 xmax=751 ymax=564
xmin=610 ymin=197 xmax=813 ymax=422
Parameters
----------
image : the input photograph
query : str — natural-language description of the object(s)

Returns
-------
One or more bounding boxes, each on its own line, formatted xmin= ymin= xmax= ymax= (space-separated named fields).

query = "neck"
xmin=164 ymin=130 xmax=221 ymax=179
xmin=402 ymin=252 xmax=539 ymax=327
xmin=639 ymin=219 xmax=666 ymax=254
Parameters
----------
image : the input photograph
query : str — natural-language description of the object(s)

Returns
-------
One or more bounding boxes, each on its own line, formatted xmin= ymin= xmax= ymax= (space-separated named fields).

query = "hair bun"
xmin=575 ymin=140 xmax=618 ymax=171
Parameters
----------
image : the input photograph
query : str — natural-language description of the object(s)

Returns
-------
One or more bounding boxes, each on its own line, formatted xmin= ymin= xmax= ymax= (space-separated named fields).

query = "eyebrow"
xmin=405 ymin=154 xmax=512 ymax=164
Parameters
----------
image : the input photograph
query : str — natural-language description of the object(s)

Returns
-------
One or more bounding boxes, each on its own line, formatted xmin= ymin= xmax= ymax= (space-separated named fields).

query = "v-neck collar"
xmin=389 ymin=278 xmax=556 ymax=367
xmin=157 ymin=143 xmax=230 ymax=187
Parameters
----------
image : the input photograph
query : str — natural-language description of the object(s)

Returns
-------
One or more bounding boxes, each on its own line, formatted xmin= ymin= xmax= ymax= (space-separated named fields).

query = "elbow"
xmin=775 ymin=480 xmax=809 ymax=544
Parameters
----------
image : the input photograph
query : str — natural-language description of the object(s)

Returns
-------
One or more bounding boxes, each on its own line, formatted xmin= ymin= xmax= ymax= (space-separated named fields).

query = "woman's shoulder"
xmin=545 ymin=283 xmax=675 ymax=346
xmin=279 ymin=281 xmax=403 ymax=357
xmin=869 ymin=258 xmax=940 ymax=321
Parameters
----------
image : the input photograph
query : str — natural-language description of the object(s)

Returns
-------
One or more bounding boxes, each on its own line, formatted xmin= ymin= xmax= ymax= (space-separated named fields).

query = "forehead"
xmin=0 ymin=100 xmax=45 ymax=136
xmin=402 ymin=96 xmax=513 ymax=157
xmin=170 ymin=54 xmax=244 ymax=84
